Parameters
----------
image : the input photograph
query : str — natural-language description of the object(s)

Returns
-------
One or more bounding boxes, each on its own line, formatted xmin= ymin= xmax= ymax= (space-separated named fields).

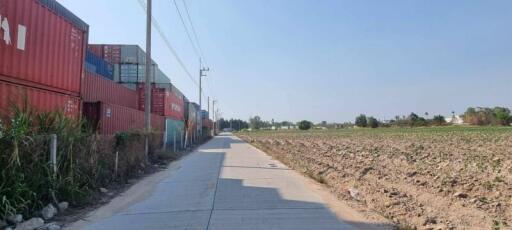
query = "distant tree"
xmin=279 ymin=121 xmax=293 ymax=128
xmin=408 ymin=113 xmax=419 ymax=127
xmin=408 ymin=113 xmax=427 ymax=127
xmin=249 ymin=116 xmax=263 ymax=129
xmin=367 ymin=117 xmax=379 ymax=128
xmin=432 ymin=115 xmax=446 ymax=126
xmin=424 ymin=112 xmax=429 ymax=119
xmin=493 ymin=107 xmax=511 ymax=126
xmin=298 ymin=120 xmax=313 ymax=130
xmin=408 ymin=113 xmax=419 ymax=121
xmin=218 ymin=118 xmax=249 ymax=131
xmin=463 ymin=107 xmax=494 ymax=125
xmin=416 ymin=117 xmax=428 ymax=126
xmin=355 ymin=114 xmax=367 ymax=127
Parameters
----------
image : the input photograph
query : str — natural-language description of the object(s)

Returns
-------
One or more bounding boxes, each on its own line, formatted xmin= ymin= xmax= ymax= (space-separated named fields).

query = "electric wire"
xmin=172 ymin=0 xmax=201 ymax=59
xmin=181 ymin=0 xmax=208 ymax=67
xmin=137 ymin=0 xmax=200 ymax=87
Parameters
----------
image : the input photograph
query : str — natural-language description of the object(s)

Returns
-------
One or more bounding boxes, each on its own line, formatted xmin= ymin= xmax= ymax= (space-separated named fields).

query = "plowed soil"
xmin=237 ymin=127 xmax=512 ymax=229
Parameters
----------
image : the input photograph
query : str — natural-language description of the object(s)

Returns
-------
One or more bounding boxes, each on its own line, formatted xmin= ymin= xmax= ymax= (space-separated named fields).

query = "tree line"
xmin=217 ymin=118 xmax=249 ymax=131
xmin=221 ymin=106 xmax=512 ymax=132
xmin=354 ymin=113 xmax=445 ymax=128
xmin=354 ymin=106 xmax=512 ymax=128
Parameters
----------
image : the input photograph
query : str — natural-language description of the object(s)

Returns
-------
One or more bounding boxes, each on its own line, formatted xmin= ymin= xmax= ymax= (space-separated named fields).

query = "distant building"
xmin=445 ymin=115 xmax=464 ymax=125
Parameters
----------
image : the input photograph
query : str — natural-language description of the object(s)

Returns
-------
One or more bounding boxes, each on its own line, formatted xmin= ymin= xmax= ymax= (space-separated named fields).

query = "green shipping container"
xmin=166 ymin=118 xmax=185 ymax=150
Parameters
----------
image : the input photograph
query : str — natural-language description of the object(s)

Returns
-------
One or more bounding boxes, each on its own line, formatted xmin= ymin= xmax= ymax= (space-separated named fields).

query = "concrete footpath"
xmin=69 ymin=133 xmax=388 ymax=230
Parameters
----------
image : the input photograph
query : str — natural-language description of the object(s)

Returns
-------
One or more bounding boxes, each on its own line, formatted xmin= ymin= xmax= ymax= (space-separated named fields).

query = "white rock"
xmin=7 ymin=214 xmax=23 ymax=224
xmin=57 ymin=202 xmax=69 ymax=212
xmin=99 ymin=187 xmax=108 ymax=193
xmin=14 ymin=218 xmax=44 ymax=230
xmin=41 ymin=204 xmax=57 ymax=220
xmin=348 ymin=187 xmax=360 ymax=200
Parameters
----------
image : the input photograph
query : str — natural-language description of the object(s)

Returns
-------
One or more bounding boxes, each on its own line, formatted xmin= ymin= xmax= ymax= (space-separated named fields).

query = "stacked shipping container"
xmin=83 ymin=102 xmax=164 ymax=135
xmin=200 ymin=109 xmax=213 ymax=137
xmin=82 ymin=44 xmax=173 ymax=136
xmin=0 ymin=81 xmax=81 ymax=118
xmin=87 ymin=44 xmax=121 ymax=64
xmin=1 ymin=1 xmax=204 ymax=141
xmin=81 ymin=72 xmax=138 ymax=109
xmin=85 ymin=50 xmax=114 ymax=80
xmin=87 ymin=44 xmax=171 ymax=84
xmin=0 ymin=0 xmax=88 ymax=116
xmin=136 ymin=83 xmax=187 ymax=149
xmin=136 ymin=83 xmax=185 ymax=119
xmin=165 ymin=118 xmax=184 ymax=149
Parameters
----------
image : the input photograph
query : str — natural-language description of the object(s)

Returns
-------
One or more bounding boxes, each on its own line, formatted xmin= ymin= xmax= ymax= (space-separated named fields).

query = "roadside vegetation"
xmin=238 ymin=126 xmax=512 ymax=229
xmin=0 ymin=101 xmax=172 ymax=227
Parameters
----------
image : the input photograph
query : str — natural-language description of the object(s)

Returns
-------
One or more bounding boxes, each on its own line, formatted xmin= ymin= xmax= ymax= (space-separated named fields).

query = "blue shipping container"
xmin=166 ymin=118 xmax=185 ymax=150
xmin=85 ymin=50 xmax=114 ymax=80
xmin=201 ymin=110 xmax=209 ymax=119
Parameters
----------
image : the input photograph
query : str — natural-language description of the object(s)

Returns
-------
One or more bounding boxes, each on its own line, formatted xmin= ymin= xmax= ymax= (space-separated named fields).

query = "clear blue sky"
xmin=59 ymin=0 xmax=512 ymax=123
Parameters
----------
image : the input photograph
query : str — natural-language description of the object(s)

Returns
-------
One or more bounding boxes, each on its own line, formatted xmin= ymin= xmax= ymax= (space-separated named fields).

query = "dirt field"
xmin=237 ymin=127 xmax=512 ymax=229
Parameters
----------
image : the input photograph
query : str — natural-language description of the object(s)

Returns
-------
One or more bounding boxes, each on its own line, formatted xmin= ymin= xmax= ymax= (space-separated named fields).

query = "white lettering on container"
xmin=0 ymin=15 xmax=26 ymax=51
xmin=17 ymin=25 xmax=26 ymax=50
xmin=171 ymin=103 xmax=181 ymax=112
xmin=0 ymin=16 xmax=11 ymax=45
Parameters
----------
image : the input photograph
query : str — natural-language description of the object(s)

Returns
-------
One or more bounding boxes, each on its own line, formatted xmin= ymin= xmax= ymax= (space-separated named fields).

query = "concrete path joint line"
xmin=205 ymin=143 xmax=225 ymax=230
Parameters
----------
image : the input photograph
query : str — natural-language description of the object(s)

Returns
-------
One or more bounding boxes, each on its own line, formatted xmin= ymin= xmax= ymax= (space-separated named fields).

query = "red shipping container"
xmin=168 ymin=85 xmax=185 ymax=120
xmin=83 ymin=101 xmax=164 ymax=135
xmin=87 ymin=45 xmax=102 ymax=58
xmin=0 ymin=80 xmax=80 ymax=118
xmin=137 ymin=83 xmax=185 ymax=120
xmin=202 ymin=119 xmax=213 ymax=129
xmin=137 ymin=83 xmax=164 ymax=115
xmin=0 ymin=0 xmax=88 ymax=96
xmin=87 ymin=44 xmax=121 ymax=64
xmin=82 ymin=71 xmax=138 ymax=109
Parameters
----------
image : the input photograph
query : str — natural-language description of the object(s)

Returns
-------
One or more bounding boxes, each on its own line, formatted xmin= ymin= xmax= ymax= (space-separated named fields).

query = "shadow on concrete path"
xmin=82 ymin=134 xmax=392 ymax=230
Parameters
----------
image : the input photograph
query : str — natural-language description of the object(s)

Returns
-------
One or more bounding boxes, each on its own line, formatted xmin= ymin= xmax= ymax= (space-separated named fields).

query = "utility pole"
xmin=198 ymin=59 xmax=209 ymax=110
xmin=215 ymin=108 xmax=220 ymax=133
xmin=199 ymin=59 xmax=209 ymax=137
xmin=212 ymin=99 xmax=216 ymax=135
xmin=207 ymin=96 xmax=210 ymax=119
xmin=144 ymin=0 xmax=152 ymax=162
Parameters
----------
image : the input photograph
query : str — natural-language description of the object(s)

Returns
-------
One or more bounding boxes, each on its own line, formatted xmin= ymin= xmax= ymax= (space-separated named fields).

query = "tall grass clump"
xmin=0 ymin=99 xmax=94 ymax=218
xmin=0 ymin=100 xmax=165 ymax=219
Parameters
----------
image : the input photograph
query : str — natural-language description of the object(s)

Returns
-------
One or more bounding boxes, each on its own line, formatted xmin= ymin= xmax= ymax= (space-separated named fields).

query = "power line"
xmin=137 ymin=0 xmax=200 ymax=88
xmin=181 ymin=0 xmax=208 ymax=66
xmin=205 ymin=74 xmax=214 ymax=100
xmin=172 ymin=0 xmax=201 ymax=59
xmin=173 ymin=0 xmax=211 ymax=103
